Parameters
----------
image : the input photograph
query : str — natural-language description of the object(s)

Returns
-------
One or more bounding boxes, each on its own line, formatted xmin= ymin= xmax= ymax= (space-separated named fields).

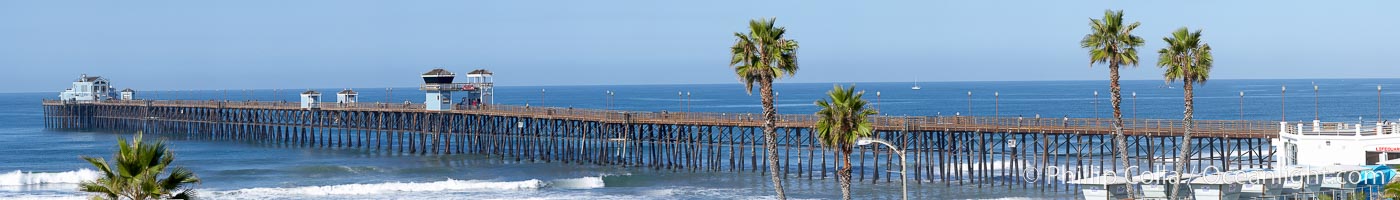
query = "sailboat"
xmin=911 ymin=77 xmax=922 ymax=90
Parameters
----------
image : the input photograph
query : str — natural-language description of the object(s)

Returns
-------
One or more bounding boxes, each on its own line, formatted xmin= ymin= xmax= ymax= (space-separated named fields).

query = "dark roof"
xmin=338 ymin=89 xmax=357 ymax=94
xmin=301 ymin=90 xmax=320 ymax=95
xmin=76 ymin=75 xmax=105 ymax=82
xmin=120 ymin=88 xmax=134 ymax=92
xmin=467 ymin=69 xmax=493 ymax=75
xmin=422 ymin=68 xmax=455 ymax=76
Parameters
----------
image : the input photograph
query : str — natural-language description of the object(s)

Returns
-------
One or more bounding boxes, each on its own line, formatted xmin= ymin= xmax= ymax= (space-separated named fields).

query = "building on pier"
xmin=420 ymin=68 xmax=494 ymax=111
xmin=1273 ymin=120 xmax=1400 ymax=167
xmin=337 ymin=89 xmax=358 ymax=104
xmin=58 ymin=74 xmax=117 ymax=102
xmin=119 ymin=88 xmax=135 ymax=101
xmin=300 ymin=90 xmax=321 ymax=109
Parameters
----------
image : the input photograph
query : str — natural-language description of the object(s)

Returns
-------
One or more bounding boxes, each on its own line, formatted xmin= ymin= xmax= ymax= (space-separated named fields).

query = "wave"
xmin=217 ymin=176 xmax=605 ymax=196
xmin=0 ymin=169 xmax=100 ymax=186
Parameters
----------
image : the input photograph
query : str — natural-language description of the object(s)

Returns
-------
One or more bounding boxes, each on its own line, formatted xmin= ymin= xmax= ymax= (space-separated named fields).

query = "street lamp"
xmin=876 ymin=91 xmax=882 ymax=114
xmin=1094 ymin=91 xmax=1100 ymax=125
xmin=541 ymin=89 xmax=547 ymax=106
xmin=1380 ymin=85 xmax=1384 ymax=122
xmin=1240 ymin=91 xmax=1245 ymax=121
xmin=686 ymin=91 xmax=692 ymax=113
xmin=1282 ymin=85 xmax=1287 ymax=122
xmin=1314 ymin=83 xmax=1319 ymax=121
xmin=967 ymin=91 xmax=973 ymax=116
xmin=995 ymin=92 xmax=1000 ymax=119
xmin=856 ymin=137 xmax=906 ymax=200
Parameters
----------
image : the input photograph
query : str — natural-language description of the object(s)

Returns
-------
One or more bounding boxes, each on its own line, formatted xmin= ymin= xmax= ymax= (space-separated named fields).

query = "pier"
xmin=40 ymin=98 xmax=1279 ymax=191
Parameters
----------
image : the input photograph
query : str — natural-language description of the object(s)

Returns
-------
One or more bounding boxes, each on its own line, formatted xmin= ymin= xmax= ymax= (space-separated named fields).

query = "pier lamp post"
xmin=606 ymin=90 xmax=614 ymax=110
xmin=1304 ymin=83 xmax=1316 ymax=120
xmin=1380 ymin=85 xmax=1384 ymax=122
xmin=1132 ymin=92 xmax=1137 ymax=127
xmin=541 ymin=89 xmax=547 ymax=106
xmin=876 ymin=91 xmax=882 ymax=115
xmin=1240 ymin=91 xmax=1245 ymax=121
xmin=686 ymin=92 xmax=692 ymax=114
xmin=995 ymin=92 xmax=1000 ymax=119
xmin=856 ymin=137 xmax=906 ymax=200
xmin=677 ymin=91 xmax=683 ymax=112
xmin=1282 ymin=85 xmax=1287 ymax=122
xmin=386 ymin=88 xmax=392 ymax=103
xmin=967 ymin=91 xmax=973 ymax=116
xmin=1094 ymin=91 xmax=1100 ymax=125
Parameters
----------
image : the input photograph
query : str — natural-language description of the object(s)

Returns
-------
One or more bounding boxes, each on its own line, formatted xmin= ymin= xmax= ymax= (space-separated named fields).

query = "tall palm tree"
xmin=1158 ymin=27 xmax=1212 ymax=200
xmin=1080 ymin=10 xmax=1144 ymax=196
xmin=730 ymin=17 xmax=799 ymax=199
xmin=1383 ymin=179 xmax=1400 ymax=199
xmin=814 ymin=85 xmax=877 ymax=200
xmin=79 ymin=133 xmax=200 ymax=200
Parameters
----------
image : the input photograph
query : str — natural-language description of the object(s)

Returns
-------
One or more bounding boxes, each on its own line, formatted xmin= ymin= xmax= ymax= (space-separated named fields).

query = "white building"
xmin=300 ymin=90 xmax=321 ymax=109
xmin=58 ymin=74 xmax=117 ymax=102
xmin=337 ymin=89 xmax=358 ymax=104
xmin=1273 ymin=120 xmax=1400 ymax=167
xmin=120 ymin=88 xmax=135 ymax=100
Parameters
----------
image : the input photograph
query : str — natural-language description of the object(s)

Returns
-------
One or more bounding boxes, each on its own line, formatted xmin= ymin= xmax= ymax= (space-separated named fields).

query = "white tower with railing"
xmin=464 ymin=69 xmax=494 ymax=106
xmin=337 ymin=89 xmax=358 ymax=104
xmin=300 ymin=90 xmax=321 ymax=109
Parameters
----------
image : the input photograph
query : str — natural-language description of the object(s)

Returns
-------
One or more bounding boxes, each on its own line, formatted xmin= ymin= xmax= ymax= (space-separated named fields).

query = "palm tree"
xmin=1080 ymin=10 xmax=1144 ymax=196
xmin=730 ymin=17 xmax=799 ymax=199
xmin=814 ymin=85 xmax=877 ymax=200
xmin=1158 ymin=27 xmax=1212 ymax=200
xmin=1383 ymin=179 xmax=1400 ymax=199
xmin=79 ymin=133 xmax=200 ymax=200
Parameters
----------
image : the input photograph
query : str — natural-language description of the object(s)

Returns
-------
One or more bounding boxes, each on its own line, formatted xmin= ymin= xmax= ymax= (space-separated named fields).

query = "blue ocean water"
xmin=2 ymin=79 xmax=1398 ymax=199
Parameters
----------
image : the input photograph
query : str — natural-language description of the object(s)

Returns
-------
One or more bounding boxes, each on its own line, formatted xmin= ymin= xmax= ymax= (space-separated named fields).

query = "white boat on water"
xmin=911 ymin=78 xmax=921 ymax=90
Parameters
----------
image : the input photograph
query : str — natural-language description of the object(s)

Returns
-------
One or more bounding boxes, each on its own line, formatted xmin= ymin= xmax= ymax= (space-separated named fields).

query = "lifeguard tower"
xmin=464 ymin=69 xmax=494 ymax=106
xmin=300 ymin=90 xmax=321 ymax=109
xmin=337 ymin=89 xmax=358 ymax=104
xmin=419 ymin=68 xmax=494 ymax=111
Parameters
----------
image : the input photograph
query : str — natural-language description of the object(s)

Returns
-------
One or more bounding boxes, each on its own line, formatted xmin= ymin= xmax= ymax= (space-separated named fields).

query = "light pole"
xmin=967 ymin=91 xmax=973 ymax=116
xmin=1380 ymin=85 xmax=1384 ymax=122
xmin=995 ymin=92 xmax=1000 ymax=119
xmin=386 ymin=88 xmax=392 ymax=103
xmin=1132 ymin=92 xmax=1137 ymax=128
xmin=606 ymin=90 xmax=614 ymax=110
xmin=1094 ymin=91 xmax=1100 ymax=124
xmin=1282 ymin=85 xmax=1287 ymax=122
xmin=541 ymin=89 xmax=547 ymax=106
xmin=876 ymin=91 xmax=882 ymax=114
xmin=856 ymin=137 xmax=906 ymax=200
xmin=686 ymin=92 xmax=692 ymax=113
xmin=1314 ymin=83 xmax=1319 ymax=121
xmin=677 ymin=91 xmax=683 ymax=112
xmin=1240 ymin=91 xmax=1245 ymax=121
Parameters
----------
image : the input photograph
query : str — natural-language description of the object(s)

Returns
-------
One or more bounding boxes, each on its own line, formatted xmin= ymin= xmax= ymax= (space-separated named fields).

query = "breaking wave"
xmin=218 ymin=176 xmax=605 ymax=196
xmin=0 ymin=169 xmax=100 ymax=186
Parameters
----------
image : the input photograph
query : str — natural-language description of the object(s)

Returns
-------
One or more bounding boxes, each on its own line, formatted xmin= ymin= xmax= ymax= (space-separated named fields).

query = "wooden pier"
xmin=42 ymin=99 xmax=1278 ymax=191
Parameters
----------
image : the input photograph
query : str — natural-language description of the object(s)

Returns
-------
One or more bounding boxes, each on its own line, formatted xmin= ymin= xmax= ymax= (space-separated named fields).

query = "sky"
xmin=0 ymin=0 xmax=1396 ymax=93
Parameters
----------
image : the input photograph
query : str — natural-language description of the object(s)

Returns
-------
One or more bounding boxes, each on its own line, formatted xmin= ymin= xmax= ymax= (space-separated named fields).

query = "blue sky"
xmin=0 ymin=0 xmax=1396 ymax=92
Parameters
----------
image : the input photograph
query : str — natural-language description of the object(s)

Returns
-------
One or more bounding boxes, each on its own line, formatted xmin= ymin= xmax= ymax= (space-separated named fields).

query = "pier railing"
xmin=43 ymin=99 xmax=1280 ymax=138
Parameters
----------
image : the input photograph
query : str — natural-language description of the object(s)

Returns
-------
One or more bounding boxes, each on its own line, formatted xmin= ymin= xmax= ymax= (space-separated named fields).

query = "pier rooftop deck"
xmin=44 ymin=99 xmax=1280 ymax=138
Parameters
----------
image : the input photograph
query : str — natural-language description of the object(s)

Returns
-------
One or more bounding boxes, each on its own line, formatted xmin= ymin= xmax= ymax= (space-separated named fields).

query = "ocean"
xmin=2 ymin=79 xmax=1398 ymax=199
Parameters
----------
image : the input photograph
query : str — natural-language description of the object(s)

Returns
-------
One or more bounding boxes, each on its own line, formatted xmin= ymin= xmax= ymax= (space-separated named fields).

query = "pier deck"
xmin=42 ymin=99 xmax=1279 ymax=191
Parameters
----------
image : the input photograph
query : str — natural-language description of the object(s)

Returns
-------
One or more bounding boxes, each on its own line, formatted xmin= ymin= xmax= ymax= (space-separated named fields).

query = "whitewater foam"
xmin=0 ymin=169 xmax=100 ymax=186
xmin=218 ymin=179 xmax=544 ymax=196
xmin=547 ymin=176 xmax=605 ymax=189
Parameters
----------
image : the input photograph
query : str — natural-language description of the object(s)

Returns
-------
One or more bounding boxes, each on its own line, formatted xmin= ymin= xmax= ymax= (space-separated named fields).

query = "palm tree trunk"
xmin=1108 ymin=63 xmax=1135 ymax=197
xmin=760 ymin=78 xmax=787 ymax=199
xmin=1170 ymin=77 xmax=1196 ymax=200
xmin=841 ymin=148 xmax=854 ymax=200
